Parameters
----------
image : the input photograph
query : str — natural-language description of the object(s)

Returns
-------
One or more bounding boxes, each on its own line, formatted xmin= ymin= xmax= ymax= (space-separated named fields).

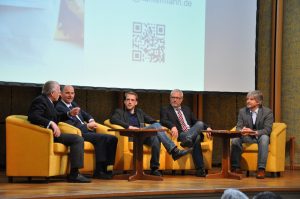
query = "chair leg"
xmin=270 ymin=172 xmax=281 ymax=178
xmin=246 ymin=171 xmax=250 ymax=177
xmin=171 ymin=170 xmax=176 ymax=175
xmin=8 ymin=177 xmax=13 ymax=183
xmin=277 ymin=172 xmax=281 ymax=177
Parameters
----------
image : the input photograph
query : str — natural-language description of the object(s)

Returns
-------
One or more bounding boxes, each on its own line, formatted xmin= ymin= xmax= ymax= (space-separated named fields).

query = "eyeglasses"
xmin=170 ymin=96 xmax=182 ymax=100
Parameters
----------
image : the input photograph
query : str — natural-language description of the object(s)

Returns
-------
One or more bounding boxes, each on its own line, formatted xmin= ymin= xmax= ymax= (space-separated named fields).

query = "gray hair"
xmin=170 ymin=89 xmax=183 ymax=97
xmin=247 ymin=90 xmax=263 ymax=105
xmin=221 ymin=189 xmax=249 ymax=199
xmin=42 ymin=81 xmax=59 ymax=96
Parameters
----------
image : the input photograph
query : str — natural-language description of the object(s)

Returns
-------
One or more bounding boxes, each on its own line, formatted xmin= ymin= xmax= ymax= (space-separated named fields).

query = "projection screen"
xmin=0 ymin=0 xmax=257 ymax=92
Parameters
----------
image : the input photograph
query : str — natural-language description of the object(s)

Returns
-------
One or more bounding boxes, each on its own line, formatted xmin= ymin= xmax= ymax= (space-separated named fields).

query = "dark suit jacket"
xmin=28 ymin=94 xmax=68 ymax=128
xmin=236 ymin=106 xmax=274 ymax=136
xmin=110 ymin=108 xmax=156 ymax=129
xmin=160 ymin=104 xmax=208 ymax=135
xmin=55 ymin=100 xmax=94 ymax=133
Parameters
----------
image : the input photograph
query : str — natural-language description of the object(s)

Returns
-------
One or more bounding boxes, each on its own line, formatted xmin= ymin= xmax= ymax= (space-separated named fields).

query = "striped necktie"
xmin=176 ymin=108 xmax=188 ymax=132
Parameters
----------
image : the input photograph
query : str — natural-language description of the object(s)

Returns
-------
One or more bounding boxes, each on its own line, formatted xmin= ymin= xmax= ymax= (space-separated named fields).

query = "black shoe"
xmin=180 ymin=138 xmax=193 ymax=148
xmin=150 ymin=169 xmax=162 ymax=176
xmin=195 ymin=168 xmax=206 ymax=177
xmin=68 ymin=173 xmax=91 ymax=183
xmin=93 ymin=171 xmax=113 ymax=179
xmin=171 ymin=147 xmax=192 ymax=161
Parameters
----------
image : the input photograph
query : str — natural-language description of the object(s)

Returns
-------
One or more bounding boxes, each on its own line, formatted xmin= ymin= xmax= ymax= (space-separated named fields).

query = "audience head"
xmin=61 ymin=85 xmax=75 ymax=104
xmin=221 ymin=188 xmax=249 ymax=199
xmin=170 ymin=89 xmax=184 ymax=108
xmin=42 ymin=81 xmax=61 ymax=102
xmin=252 ymin=191 xmax=282 ymax=199
xmin=246 ymin=90 xmax=263 ymax=110
xmin=124 ymin=91 xmax=138 ymax=111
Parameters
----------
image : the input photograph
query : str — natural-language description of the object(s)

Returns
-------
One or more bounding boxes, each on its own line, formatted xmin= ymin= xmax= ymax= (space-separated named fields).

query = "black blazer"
xmin=28 ymin=94 xmax=68 ymax=128
xmin=55 ymin=100 xmax=94 ymax=133
xmin=236 ymin=106 xmax=274 ymax=136
xmin=160 ymin=104 xmax=208 ymax=134
xmin=110 ymin=108 xmax=156 ymax=129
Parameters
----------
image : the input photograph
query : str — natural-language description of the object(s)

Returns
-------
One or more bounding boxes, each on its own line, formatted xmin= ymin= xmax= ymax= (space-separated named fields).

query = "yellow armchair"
xmin=231 ymin=123 xmax=287 ymax=176
xmin=6 ymin=115 xmax=69 ymax=181
xmin=104 ymin=119 xmax=166 ymax=171
xmin=164 ymin=132 xmax=213 ymax=172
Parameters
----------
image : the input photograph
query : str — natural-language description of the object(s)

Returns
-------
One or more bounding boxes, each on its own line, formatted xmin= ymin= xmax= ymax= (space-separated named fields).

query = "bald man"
xmin=56 ymin=85 xmax=118 ymax=180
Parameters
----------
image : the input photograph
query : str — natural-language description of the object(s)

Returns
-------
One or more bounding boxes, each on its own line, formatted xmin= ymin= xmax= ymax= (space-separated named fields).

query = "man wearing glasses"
xmin=160 ymin=89 xmax=212 ymax=177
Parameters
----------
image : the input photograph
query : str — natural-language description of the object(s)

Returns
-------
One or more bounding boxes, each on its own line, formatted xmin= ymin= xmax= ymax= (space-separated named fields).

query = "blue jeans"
xmin=178 ymin=121 xmax=205 ymax=169
xmin=141 ymin=130 xmax=161 ymax=170
xmin=146 ymin=123 xmax=176 ymax=154
xmin=231 ymin=134 xmax=270 ymax=169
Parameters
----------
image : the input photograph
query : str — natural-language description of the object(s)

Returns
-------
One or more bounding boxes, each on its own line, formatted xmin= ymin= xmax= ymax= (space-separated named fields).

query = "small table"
xmin=108 ymin=128 xmax=163 ymax=181
xmin=202 ymin=130 xmax=255 ymax=180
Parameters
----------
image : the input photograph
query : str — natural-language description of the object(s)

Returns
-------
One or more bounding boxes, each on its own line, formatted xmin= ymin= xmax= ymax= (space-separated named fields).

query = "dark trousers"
xmin=82 ymin=132 xmax=118 ymax=166
xmin=54 ymin=133 xmax=84 ymax=169
xmin=140 ymin=135 xmax=161 ymax=170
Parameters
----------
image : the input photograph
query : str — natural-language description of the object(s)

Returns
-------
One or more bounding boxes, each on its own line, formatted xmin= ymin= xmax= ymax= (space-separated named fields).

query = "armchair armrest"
xmin=95 ymin=122 xmax=116 ymax=136
xmin=58 ymin=122 xmax=82 ymax=136
xmin=269 ymin=123 xmax=287 ymax=156
xmin=104 ymin=119 xmax=129 ymax=153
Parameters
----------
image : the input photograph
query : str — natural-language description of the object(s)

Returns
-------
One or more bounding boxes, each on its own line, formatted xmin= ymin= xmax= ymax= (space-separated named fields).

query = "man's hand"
xmin=206 ymin=127 xmax=212 ymax=139
xmin=51 ymin=122 xmax=61 ymax=137
xmin=128 ymin=126 xmax=139 ymax=129
xmin=69 ymin=107 xmax=80 ymax=116
xmin=170 ymin=126 xmax=178 ymax=138
xmin=241 ymin=127 xmax=258 ymax=137
xmin=87 ymin=121 xmax=98 ymax=130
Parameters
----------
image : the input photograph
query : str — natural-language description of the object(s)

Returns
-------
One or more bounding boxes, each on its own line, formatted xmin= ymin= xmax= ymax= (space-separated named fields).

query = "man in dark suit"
xmin=230 ymin=90 xmax=274 ymax=179
xmin=28 ymin=81 xmax=91 ymax=183
xmin=110 ymin=91 xmax=191 ymax=176
xmin=55 ymin=85 xmax=118 ymax=179
xmin=160 ymin=89 xmax=212 ymax=177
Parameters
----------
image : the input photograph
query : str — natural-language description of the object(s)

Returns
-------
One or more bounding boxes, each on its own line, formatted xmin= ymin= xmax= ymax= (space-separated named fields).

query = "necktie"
xmin=176 ymin=108 xmax=188 ymax=132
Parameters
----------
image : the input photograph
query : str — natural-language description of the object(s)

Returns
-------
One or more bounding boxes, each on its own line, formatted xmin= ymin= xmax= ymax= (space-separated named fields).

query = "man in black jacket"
xmin=28 ymin=81 xmax=90 ymax=183
xmin=110 ymin=91 xmax=191 ymax=176
xmin=56 ymin=85 xmax=118 ymax=179
xmin=160 ymin=89 xmax=212 ymax=177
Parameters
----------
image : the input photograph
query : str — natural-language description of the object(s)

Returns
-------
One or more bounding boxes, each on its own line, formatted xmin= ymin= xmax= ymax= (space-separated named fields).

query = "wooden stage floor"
xmin=0 ymin=169 xmax=300 ymax=199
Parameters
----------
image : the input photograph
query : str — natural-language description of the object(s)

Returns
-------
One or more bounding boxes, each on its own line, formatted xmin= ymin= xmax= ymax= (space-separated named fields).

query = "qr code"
xmin=132 ymin=22 xmax=165 ymax=63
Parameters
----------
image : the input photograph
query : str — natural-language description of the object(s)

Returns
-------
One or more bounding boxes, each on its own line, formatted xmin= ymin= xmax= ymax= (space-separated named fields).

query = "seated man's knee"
xmin=259 ymin=134 xmax=269 ymax=145
xmin=151 ymin=122 xmax=162 ymax=129
xmin=231 ymin=138 xmax=242 ymax=147
xmin=74 ymin=134 xmax=84 ymax=144
xmin=194 ymin=121 xmax=205 ymax=130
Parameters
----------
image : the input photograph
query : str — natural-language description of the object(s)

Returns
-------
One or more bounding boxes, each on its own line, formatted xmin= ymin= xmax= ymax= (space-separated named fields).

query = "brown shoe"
xmin=256 ymin=169 xmax=265 ymax=179
xmin=231 ymin=168 xmax=243 ymax=174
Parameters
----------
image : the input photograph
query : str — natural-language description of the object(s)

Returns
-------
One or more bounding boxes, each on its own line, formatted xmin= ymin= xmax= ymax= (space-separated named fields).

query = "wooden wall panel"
xmin=11 ymin=86 xmax=40 ymax=115
xmin=86 ymin=90 xmax=119 ymax=123
xmin=281 ymin=0 xmax=300 ymax=166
